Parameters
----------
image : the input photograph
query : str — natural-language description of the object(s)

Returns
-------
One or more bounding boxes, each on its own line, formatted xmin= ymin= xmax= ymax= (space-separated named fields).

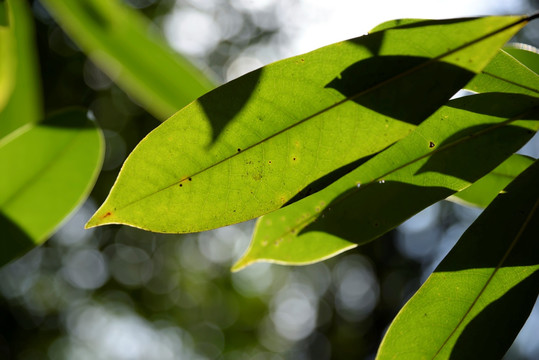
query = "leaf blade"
xmin=465 ymin=47 xmax=539 ymax=96
xmin=0 ymin=109 xmax=104 ymax=266
xmin=376 ymin=159 xmax=539 ymax=360
xmin=233 ymin=93 xmax=539 ymax=270
xmin=88 ymin=15 xmax=530 ymax=233
xmin=0 ymin=0 xmax=42 ymax=138
xmin=450 ymin=154 xmax=535 ymax=208
xmin=40 ymin=0 xmax=214 ymax=119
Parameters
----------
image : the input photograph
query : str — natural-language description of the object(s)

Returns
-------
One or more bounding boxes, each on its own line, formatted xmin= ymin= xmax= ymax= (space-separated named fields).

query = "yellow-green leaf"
xmin=0 ymin=109 xmax=104 ymax=266
xmin=450 ymin=154 xmax=535 ymax=208
xmin=233 ymin=93 xmax=538 ymax=271
xmin=87 ymin=16 xmax=530 ymax=233
xmin=465 ymin=47 xmax=539 ymax=96
xmin=0 ymin=0 xmax=41 ymax=136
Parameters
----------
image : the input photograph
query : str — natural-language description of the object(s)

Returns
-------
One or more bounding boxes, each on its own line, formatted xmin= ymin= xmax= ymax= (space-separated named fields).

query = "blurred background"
xmin=1 ymin=0 xmax=538 ymax=359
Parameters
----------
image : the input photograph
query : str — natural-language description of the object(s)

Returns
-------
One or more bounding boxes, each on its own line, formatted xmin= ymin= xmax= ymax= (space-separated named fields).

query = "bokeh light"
xmin=1 ymin=0 xmax=538 ymax=359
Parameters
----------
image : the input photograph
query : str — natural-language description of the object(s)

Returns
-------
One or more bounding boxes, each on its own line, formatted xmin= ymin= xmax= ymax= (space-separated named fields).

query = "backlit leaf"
xmin=41 ymin=0 xmax=214 ymax=119
xmin=450 ymin=154 xmax=535 ymax=208
xmin=504 ymin=43 xmax=539 ymax=74
xmin=0 ymin=0 xmax=42 ymax=139
xmin=87 ymin=16 xmax=531 ymax=233
xmin=0 ymin=110 xmax=104 ymax=266
xmin=376 ymin=159 xmax=539 ymax=360
xmin=465 ymin=47 xmax=539 ymax=96
xmin=233 ymin=93 xmax=538 ymax=270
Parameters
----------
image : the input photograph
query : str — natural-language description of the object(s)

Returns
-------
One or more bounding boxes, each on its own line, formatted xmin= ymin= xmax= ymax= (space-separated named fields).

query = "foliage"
xmin=1 ymin=0 xmax=538 ymax=358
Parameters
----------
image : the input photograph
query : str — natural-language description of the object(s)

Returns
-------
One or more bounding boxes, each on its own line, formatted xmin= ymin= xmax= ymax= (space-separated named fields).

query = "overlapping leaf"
xmin=376 ymin=159 xmax=539 ymax=360
xmin=465 ymin=46 xmax=539 ymax=96
xmin=450 ymin=154 xmax=535 ymax=208
xmin=87 ymin=16 xmax=531 ymax=233
xmin=0 ymin=110 xmax=104 ymax=266
xmin=41 ymin=0 xmax=214 ymax=119
xmin=504 ymin=43 xmax=539 ymax=74
xmin=233 ymin=93 xmax=539 ymax=270
xmin=0 ymin=0 xmax=42 ymax=139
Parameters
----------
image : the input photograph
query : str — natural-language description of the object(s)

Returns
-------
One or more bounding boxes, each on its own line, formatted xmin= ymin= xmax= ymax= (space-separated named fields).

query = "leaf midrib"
xmin=274 ymin=106 xmax=538 ymax=241
xmin=111 ymin=16 xmax=532 ymax=215
xmin=431 ymin=196 xmax=539 ymax=359
xmin=0 ymin=124 xmax=90 ymax=209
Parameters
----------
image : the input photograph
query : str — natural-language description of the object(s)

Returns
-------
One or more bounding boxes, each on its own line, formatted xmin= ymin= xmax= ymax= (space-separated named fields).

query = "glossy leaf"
xmin=450 ymin=154 xmax=535 ymax=208
xmin=0 ymin=0 xmax=42 ymax=139
xmin=87 ymin=16 xmax=530 ymax=233
xmin=41 ymin=0 xmax=214 ymax=119
xmin=376 ymin=159 xmax=539 ymax=360
xmin=233 ymin=93 xmax=539 ymax=270
xmin=0 ymin=110 xmax=104 ymax=266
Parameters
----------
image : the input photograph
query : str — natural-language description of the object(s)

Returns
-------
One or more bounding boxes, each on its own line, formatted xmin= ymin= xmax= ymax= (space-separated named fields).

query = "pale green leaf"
xmin=88 ymin=16 xmax=530 ymax=233
xmin=0 ymin=109 xmax=104 ymax=266
xmin=450 ymin=154 xmax=535 ymax=208
xmin=376 ymin=159 xmax=539 ymax=360
xmin=0 ymin=0 xmax=42 ymax=139
xmin=233 ymin=93 xmax=538 ymax=271
xmin=41 ymin=0 xmax=214 ymax=119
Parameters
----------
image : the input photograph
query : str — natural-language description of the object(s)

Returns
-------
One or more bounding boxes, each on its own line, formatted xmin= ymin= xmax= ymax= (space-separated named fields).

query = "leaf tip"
xmin=230 ymin=258 xmax=252 ymax=272
xmin=85 ymin=209 xmax=115 ymax=229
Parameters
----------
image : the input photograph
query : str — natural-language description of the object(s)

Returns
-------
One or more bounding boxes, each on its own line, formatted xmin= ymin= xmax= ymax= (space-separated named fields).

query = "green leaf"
xmin=232 ymin=93 xmax=539 ymax=271
xmin=40 ymin=0 xmax=214 ymax=119
xmin=504 ymin=43 xmax=539 ymax=74
xmin=465 ymin=47 xmax=539 ymax=96
xmin=376 ymin=159 xmax=539 ymax=360
xmin=87 ymin=16 xmax=531 ymax=233
xmin=0 ymin=0 xmax=16 ymax=114
xmin=0 ymin=0 xmax=42 ymax=139
xmin=0 ymin=109 xmax=104 ymax=266
xmin=450 ymin=154 xmax=535 ymax=208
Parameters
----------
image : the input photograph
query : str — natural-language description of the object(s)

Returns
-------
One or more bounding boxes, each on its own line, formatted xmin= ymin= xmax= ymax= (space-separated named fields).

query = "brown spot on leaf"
xmin=102 ymin=211 xmax=112 ymax=219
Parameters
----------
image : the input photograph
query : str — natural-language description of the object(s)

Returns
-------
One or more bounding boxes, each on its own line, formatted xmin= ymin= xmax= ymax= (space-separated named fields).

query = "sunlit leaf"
xmin=0 ymin=109 xmax=104 ymax=266
xmin=450 ymin=154 xmax=535 ymax=208
xmin=504 ymin=43 xmax=539 ymax=74
xmin=465 ymin=47 xmax=539 ymax=96
xmin=41 ymin=0 xmax=214 ymax=119
xmin=0 ymin=0 xmax=42 ymax=139
xmin=87 ymin=16 xmax=530 ymax=233
xmin=0 ymin=0 xmax=15 ymax=113
xmin=233 ymin=93 xmax=539 ymax=271
xmin=376 ymin=159 xmax=539 ymax=360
